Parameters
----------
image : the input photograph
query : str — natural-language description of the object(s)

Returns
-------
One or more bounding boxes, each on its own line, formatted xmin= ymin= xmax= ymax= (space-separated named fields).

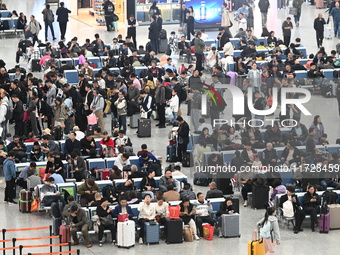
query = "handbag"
xmin=118 ymin=213 xmax=129 ymax=222
xmin=141 ymin=112 xmax=148 ymax=119
xmin=183 ymin=226 xmax=193 ymax=242
xmin=87 ymin=113 xmax=97 ymax=125
xmin=100 ymin=214 xmax=113 ymax=226
xmin=289 ymin=7 xmax=298 ymax=16
xmin=30 ymin=198 xmax=39 ymax=212
xmin=104 ymin=99 xmax=112 ymax=114
xmin=283 ymin=200 xmax=294 ymax=218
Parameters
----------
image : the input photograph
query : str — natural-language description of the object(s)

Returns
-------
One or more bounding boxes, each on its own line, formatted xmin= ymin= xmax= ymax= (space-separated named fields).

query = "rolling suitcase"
xmin=112 ymin=118 xmax=119 ymax=131
xmin=117 ymin=220 xmax=135 ymax=248
xmin=144 ymin=222 xmax=160 ymax=244
xmin=319 ymin=213 xmax=330 ymax=233
xmin=166 ymin=145 xmax=177 ymax=162
xmin=324 ymin=26 xmax=332 ymax=39
xmin=138 ymin=119 xmax=151 ymax=137
xmin=96 ymin=169 xmax=111 ymax=180
xmin=130 ymin=114 xmax=139 ymax=128
xmin=31 ymin=59 xmax=41 ymax=72
xmin=52 ymin=217 xmax=62 ymax=235
xmin=329 ymin=204 xmax=340 ymax=229
xmin=165 ymin=218 xmax=183 ymax=244
xmin=19 ymin=190 xmax=32 ymax=213
xmin=182 ymin=152 xmax=191 ymax=167
xmin=221 ymin=213 xmax=240 ymax=238
xmin=158 ymin=39 xmax=168 ymax=53
xmin=59 ymin=225 xmax=71 ymax=243
xmin=251 ymin=186 xmax=269 ymax=209
xmin=247 ymin=239 xmax=265 ymax=255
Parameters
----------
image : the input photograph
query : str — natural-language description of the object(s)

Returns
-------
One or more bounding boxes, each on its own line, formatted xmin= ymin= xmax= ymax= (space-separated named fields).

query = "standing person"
xmin=114 ymin=91 xmax=127 ymax=132
xmin=149 ymin=1 xmax=160 ymax=18
xmin=330 ymin=2 xmax=340 ymax=38
xmin=126 ymin=15 xmax=138 ymax=48
xmin=176 ymin=116 xmax=189 ymax=163
xmin=180 ymin=3 xmax=189 ymax=37
xmin=90 ymin=89 xmax=105 ymax=133
xmin=103 ymin=0 xmax=115 ymax=32
xmin=148 ymin=15 xmax=160 ymax=54
xmin=11 ymin=95 xmax=24 ymax=137
xmin=154 ymin=78 xmax=166 ymax=128
xmin=282 ymin=17 xmax=293 ymax=47
xmin=257 ymin=207 xmax=281 ymax=254
xmin=292 ymin=0 xmax=304 ymax=27
xmin=248 ymin=63 xmax=261 ymax=92
xmin=314 ymin=13 xmax=326 ymax=47
xmin=26 ymin=15 xmax=41 ymax=46
xmin=258 ymin=0 xmax=270 ymax=27
xmin=27 ymin=97 xmax=40 ymax=137
xmin=42 ymin=4 xmax=56 ymax=41
xmin=220 ymin=3 xmax=232 ymax=30
xmin=4 ymin=151 xmax=17 ymax=204
xmin=186 ymin=6 xmax=195 ymax=40
xmin=56 ymin=2 xmax=71 ymax=41
xmin=194 ymin=32 xmax=205 ymax=71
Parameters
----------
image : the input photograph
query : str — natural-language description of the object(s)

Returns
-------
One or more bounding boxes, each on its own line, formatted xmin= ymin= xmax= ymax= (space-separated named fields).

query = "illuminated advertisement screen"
xmin=185 ymin=0 xmax=222 ymax=28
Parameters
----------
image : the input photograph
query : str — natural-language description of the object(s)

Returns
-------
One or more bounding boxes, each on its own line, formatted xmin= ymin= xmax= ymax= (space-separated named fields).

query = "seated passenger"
xmin=69 ymin=205 xmax=93 ymax=248
xmin=40 ymin=177 xmax=66 ymax=206
xmin=77 ymin=179 xmax=100 ymax=207
xmin=97 ymin=198 xmax=116 ymax=246
xmin=302 ymin=185 xmax=320 ymax=232
xmin=112 ymin=196 xmax=134 ymax=219
xmin=193 ymin=192 xmax=216 ymax=237
xmin=154 ymin=195 xmax=169 ymax=225
xmin=137 ymin=194 xmax=156 ymax=244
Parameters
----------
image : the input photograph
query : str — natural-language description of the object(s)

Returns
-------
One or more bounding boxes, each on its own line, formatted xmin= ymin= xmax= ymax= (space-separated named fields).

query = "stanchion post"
xmin=19 ymin=245 xmax=23 ymax=255
xmin=12 ymin=238 xmax=16 ymax=255
xmin=2 ymin=229 xmax=6 ymax=255
xmin=68 ymin=242 xmax=71 ymax=252
xmin=77 ymin=249 xmax=80 ymax=255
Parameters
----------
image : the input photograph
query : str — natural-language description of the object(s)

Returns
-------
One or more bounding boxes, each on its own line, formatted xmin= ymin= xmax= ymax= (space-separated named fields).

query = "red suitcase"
xmin=59 ymin=225 xmax=71 ymax=243
xmin=20 ymin=190 xmax=32 ymax=201
xmin=95 ymin=169 xmax=111 ymax=180
xmin=319 ymin=213 xmax=330 ymax=233
xmin=19 ymin=190 xmax=32 ymax=213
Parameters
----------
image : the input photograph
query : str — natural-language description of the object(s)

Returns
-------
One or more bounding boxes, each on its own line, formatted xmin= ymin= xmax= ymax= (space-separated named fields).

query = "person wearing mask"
xmin=194 ymin=32 xmax=205 ymax=71
xmin=256 ymin=207 xmax=281 ymax=254
xmin=42 ymin=4 xmax=56 ymax=41
xmin=137 ymin=194 xmax=156 ymax=244
xmin=97 ymin=198 xmax=116 ymax=246
xmin=69 ymin=205 xmax=93 ymax=248
xmin=56 ymin=2 xmax=71 ymax=41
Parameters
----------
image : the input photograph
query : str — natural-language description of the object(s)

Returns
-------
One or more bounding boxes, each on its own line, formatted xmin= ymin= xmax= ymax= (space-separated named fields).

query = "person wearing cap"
xmin=90 ymin=88 xmax=105 ymax=133
xmin=42 ymin=128 xmax=55 ymax=141
xmin=96 ymin=197 xmax=116 ymax=246
xmin=279 ymin=185 xmax=305 ymax=234
xmin=282 ymin=17 xmax=293 ymax=47
xmin=69 ymin=204 xmax=93 ymax=248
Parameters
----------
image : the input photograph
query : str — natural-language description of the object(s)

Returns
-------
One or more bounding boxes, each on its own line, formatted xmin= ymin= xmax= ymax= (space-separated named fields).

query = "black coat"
xmin=314 ymin=18 xmax=326 ymax=31
xmin=13 ymin=100 xmax=24 ymax=122
xmin=258 ymin=0 xmax=270 ymax=13
xmin=177 ymin=121 xmax=190 ymax=145
xmin=56 ymin=7 xmax=71 ymax=22
xmin=148 ymin=21 xmax=160 ymax=40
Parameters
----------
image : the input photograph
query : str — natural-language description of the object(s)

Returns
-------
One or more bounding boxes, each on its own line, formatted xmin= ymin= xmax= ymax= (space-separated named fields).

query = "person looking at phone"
xmin=193 ymin=192 xmax=216 ymax=237
xmin=302 ymin=185 xmax=320 ymax=232
xmin=159 ymin=169 xmax=177 ymax=192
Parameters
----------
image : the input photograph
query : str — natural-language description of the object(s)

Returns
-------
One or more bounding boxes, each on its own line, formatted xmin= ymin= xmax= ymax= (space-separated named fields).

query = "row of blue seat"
xmin=0 ymin=17 xmax=22 ymax=34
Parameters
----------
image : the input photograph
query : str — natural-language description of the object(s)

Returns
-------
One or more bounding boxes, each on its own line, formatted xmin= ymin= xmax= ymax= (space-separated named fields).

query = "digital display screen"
xmin=185 ymin=0 xmax=222 ymax=28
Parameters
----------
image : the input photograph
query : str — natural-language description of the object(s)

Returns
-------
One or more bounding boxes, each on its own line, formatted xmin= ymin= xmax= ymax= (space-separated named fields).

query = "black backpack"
xmin=193 ymin=172 xmax=209 ymax=186
xmin=164 ymin=85 xmax=172 ymax=100
xmin=159 ymin=29 xmax=167 ymax=39
xmin=51 ymin=200 xmax=63 ymax=218
xmin=147 ymin=161 xmax=162 ymax=176
xmin=102 ymin=185 xmax=116 ymax=203
xmin=323 ymin=190 xmax=338 ymax=205
xmin=52 ymin=126 xmax=63 ymax=140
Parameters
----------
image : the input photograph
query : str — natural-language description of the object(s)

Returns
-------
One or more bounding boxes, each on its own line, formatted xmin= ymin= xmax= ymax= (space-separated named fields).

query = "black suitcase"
xmin=251 ymin=185 xmax=269 ymax=209
xmin=31 ymin=59 xmax=41 ymax=72
xmin=165 ymin=218 xmax=183 ymax=244
xmin=138 ymin=119 xmax=151 ymax=137
xmin=182 ymin=152 xmax=192 ymax=167
xmin=112 ymin=118 xmax=119 ymax=131
xmin=52 ymin=216 xmax=62 ymax=235
xmin=158 ymin=39 xmax=168 ymax=53
xmin=87 ymin=124 xmax=95 ymax=135
xmin=52 ymin=125 xmax=63 ymax=140
xmin=166 ymin=145 xmax=177 ymax=162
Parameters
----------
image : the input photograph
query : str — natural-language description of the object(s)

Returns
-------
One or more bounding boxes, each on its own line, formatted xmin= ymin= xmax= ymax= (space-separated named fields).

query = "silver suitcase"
xmin=324 ymin=26 xmax=332 ymax=39
xmin=117 ymin=220 xmax=135 ymax=248
xmin=221 ymin=213 xmax=241 ymax=238
xmin=130 ymin=113 xmax=140 ymax=128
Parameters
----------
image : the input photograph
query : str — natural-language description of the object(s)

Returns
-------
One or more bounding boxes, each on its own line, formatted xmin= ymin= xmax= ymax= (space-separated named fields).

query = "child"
xmin=168 ymin=90 xmax=179 ymax=125
xmin=252 ymin=155 xmax=262 ymax=169
xmin=257 ymin=207 xmax=281 ymax=254
xmin=30 ymin=141 xmax=43 ymax=162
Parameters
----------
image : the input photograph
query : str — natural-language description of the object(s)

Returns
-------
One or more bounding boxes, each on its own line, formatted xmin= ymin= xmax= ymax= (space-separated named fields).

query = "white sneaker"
xmin=194 ymin=235 xmax=200 ymax=240
xmin=243 ymin=200 xmax=248 ymax=207
xmin=99 ymin=241 xmax=103 ymax=247
xmin=139 ymin=237 xmax=143 ymax=244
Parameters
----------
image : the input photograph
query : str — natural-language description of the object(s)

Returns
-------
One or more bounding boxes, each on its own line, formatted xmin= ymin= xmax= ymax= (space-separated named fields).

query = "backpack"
xmin=52 ymin=125 xmax=63 ymax=140
xmin=259 ymin=220 xmax=272 ymax=239
xmin=147 ymin=161 xmax=162 ymax=176
xmin=164 ymin=85 xmax=172 ymax=100
xmin=322 ymin=190 xmax=338 ymax=205
xmin=47 ymin=10 xmax=54 ymax=22
xmin=102 ymin=185 xmax=116 ymax=203
xmin=4 ymin=102 xmax=13 ymax=120
xmin=51 ymin=200 xmax=63 ymax=218
xmin=159 ymin=29 xmax=167 ymax=39
xmin=193 ymin=172 xmax=209 ymax=186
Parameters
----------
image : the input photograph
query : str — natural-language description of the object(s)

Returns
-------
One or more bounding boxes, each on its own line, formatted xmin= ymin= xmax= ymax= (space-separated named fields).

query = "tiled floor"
xmin=0 ymin=0 xmax=340 ymax=254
